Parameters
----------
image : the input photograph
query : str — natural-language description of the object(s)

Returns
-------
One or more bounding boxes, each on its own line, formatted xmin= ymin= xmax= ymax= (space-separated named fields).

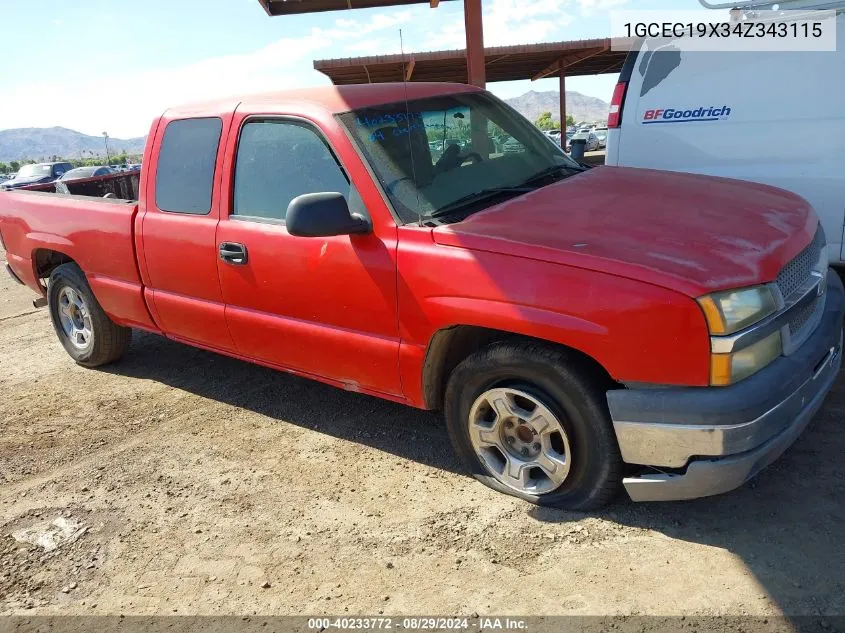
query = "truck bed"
xmin=0 ymin=186 xmax=154 ymax=330
xmin=19 ymin=170 xmax=140 ymax=200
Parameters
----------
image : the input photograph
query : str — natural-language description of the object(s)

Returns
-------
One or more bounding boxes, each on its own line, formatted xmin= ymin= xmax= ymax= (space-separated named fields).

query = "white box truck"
xmin=606 ymin=0 xmax=845 ymax=263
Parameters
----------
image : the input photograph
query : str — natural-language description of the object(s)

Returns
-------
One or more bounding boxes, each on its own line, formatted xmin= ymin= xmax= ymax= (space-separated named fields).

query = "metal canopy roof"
xmin=257 ymin=0 xmax=454 ymax=15
xmin=313 ymin=38 xmax=629 ymax=85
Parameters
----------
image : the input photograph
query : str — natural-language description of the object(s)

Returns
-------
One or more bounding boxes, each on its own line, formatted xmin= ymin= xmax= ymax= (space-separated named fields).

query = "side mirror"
xmin=286 ymin=192 xmax=370 ymax=238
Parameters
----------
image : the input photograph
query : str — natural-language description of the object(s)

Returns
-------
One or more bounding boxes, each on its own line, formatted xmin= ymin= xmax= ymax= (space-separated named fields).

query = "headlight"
xmin=698 ymin=285 xmax=782 ymax=385
xmin=710 ymin=330 xmax=782 ymax=386
xmin=697 ymin=285 xmax=777 ymax=335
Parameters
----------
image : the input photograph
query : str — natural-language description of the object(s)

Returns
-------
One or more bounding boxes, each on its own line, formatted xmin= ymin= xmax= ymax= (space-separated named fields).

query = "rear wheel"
xmin=48 ymin=263 xmax=131 ymax=367
xmin=444 ymin=341 xmax=621 ymax=510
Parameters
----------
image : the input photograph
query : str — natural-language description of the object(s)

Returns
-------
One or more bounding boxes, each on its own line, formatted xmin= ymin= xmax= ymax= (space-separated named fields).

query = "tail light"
xmin=607 ymin=81 xmax=628 ymax=129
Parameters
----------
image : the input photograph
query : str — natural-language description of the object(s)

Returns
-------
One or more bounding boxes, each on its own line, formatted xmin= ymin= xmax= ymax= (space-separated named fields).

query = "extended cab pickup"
xmin=1 ymin=83 xmax=842 ymax=509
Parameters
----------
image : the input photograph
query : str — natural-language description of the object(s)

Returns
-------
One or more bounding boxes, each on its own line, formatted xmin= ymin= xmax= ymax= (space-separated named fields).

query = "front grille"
xmin=776 ymin=228 xmax=824 ymax=301
xmin=788 ymin=298 xmax=818 ymax=335
xmin=776 ymin=227 xmax=825 ymax=352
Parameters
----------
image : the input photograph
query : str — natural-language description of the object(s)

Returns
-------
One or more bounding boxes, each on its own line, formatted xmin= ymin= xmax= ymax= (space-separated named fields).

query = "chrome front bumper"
xmin=607 ymin=270 xmax=844 ymax=503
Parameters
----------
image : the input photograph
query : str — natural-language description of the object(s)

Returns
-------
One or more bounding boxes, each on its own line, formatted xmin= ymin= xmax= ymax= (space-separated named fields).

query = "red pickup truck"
xmin=1 ymin=83 xmax=842 ymax=509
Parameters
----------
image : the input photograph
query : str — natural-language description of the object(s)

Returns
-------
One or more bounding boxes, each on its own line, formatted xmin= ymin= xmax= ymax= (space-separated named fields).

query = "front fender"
xmin=425 ymin=295 xmax=608 ymax=343
xmin=397 ymin=230 xmax=711 ymax=405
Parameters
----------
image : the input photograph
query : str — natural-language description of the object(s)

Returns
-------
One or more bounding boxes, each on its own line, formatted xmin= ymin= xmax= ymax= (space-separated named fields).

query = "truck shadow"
xmin=104 ymin=330 xmax=845 ymax=617
xmin=102 ymin=329 xmax=465 ymax=475
xmin=530 ymin=381 xmax=845 ymax=617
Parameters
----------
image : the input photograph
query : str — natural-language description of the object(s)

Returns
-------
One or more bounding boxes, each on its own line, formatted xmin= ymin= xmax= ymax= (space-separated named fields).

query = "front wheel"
xmin=444 ymin=341 xmax=621 ymax=510
xmin=48 ymin=263 xmax=131 ymax=367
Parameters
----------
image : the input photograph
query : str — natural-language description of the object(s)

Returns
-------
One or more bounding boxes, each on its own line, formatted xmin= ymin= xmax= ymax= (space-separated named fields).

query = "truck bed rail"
xmin=18 ymin=170 xmax=140 ymax=201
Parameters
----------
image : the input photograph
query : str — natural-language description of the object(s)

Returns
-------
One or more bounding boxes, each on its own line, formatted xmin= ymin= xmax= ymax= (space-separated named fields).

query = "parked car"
xmin=59 ymin=166 xmax=113 ymax=182
xmin=1 ymin=83 xmax=841 ymax=510
xmin=0 ymin=162 xmax=72 ymax=190
xmin=501 ymin=136 xmax=525 ymax=154
xmin=593 ymin=127 xmax=608 ymax=149
xmin=605 ymin=4 xmax=845 ymax=263
xmin=545 ymin=129 xmax=562 ymax=145
xmin=431 ymin=139 xmax=463 ymax=153
xmin=569 ymin=131 xmax=600 ymax=152
xmin=541 ymin=134 xmax=564 ymax=151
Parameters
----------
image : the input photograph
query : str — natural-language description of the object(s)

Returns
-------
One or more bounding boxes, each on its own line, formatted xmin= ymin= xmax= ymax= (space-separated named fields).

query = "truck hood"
xmin=432 ymin=166 xmax=818 ymax=297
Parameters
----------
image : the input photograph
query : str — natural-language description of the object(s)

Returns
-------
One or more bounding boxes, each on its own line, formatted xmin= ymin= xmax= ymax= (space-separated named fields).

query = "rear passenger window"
xmin=155 ymin=117 xmax=223 ymax=214
xmin=233 ymin=119 xmax=354 ymax=221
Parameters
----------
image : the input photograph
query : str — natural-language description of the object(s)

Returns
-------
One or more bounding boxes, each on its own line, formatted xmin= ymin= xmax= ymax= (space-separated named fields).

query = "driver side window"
xmin=233 ymin=119 xmax=357 ymax=222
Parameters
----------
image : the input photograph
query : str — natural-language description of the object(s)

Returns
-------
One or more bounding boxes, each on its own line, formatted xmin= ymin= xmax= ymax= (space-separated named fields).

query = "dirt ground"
xmin=1 ymin=245 xmax=844 ymax=618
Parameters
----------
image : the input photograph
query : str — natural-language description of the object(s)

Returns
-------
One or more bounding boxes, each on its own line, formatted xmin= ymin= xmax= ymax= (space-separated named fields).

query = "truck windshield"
xmin=17 ymin=165 xmax=51 ymax=178
xmin=338 ymin=92 xmax=584 ymax=224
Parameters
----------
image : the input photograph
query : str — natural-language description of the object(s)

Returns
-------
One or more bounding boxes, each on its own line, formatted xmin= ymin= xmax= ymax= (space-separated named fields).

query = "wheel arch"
xmin=421 ymin=325 xmax=616 ymax=411
xmin=32 ymin=248 xmax=78 ymax=294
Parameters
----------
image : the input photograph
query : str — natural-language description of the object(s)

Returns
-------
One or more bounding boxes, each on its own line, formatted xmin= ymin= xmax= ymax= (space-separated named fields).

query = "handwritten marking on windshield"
xmin=357 ymin=112 xmax=424 ymax=128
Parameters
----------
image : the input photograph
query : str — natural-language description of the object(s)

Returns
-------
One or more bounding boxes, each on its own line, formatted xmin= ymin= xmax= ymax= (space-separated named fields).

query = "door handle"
xmin=219 ymin=242 xmax=248 ymax=265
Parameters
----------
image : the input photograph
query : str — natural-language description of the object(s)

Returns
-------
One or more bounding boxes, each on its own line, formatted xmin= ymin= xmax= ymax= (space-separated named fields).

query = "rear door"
xmin=215 ymin=113 xmax=402 ymax=396
xmin=139 ymin=113 xmax=237 ymax=352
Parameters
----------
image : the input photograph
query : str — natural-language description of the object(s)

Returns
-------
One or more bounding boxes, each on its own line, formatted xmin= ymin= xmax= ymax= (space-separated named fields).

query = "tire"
xmin=444 ymin=341 xmax=621 ymax=510
xmin=47 ymin=263 xmax=131 ymax=367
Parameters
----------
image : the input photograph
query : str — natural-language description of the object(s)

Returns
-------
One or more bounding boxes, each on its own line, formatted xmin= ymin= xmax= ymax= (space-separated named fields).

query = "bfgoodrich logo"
xmin=642 ymin=106 xmax=731 ymax=124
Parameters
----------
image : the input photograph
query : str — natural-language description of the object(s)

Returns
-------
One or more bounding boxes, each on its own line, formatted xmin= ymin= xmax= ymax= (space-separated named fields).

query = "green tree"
xmin=426 ymin=128 xmax=442 ymax=144
xmin=535 ymin=112 xmax=557 ymax=131
xmin=10 ymin=161 xmax=20 ymax=172
xmin=453 ymin=119 xmax=470 ymax=142
xmin=488 ymin=122 xmax=505 ymax=138
xmin=0 ymin=162 xmax=7 ymax=174
xmin=565 ymin=114 xmax=576 ymax=127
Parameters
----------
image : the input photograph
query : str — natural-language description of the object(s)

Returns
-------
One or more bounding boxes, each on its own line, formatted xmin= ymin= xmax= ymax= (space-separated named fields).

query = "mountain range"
xmin=504 ymin=90 xmax=610 ymax=125
xmin=0 ymin=127 xmax=146 ymax=163
xmin=0 ymin=89 xmax=609 ymax=162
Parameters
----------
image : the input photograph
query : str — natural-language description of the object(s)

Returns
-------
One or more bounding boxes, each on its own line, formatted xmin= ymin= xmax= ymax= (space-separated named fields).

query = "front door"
xmin=215 ymin=116 xmax=401 ymax=396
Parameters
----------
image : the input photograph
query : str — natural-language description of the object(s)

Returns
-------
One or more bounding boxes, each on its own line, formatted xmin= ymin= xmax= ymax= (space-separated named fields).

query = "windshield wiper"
xmin=425 ymin=185 xmax=537 ymax=221
xmin=522 ymin=163 xmax=586 ymax=185
xmin=422 ymin=163 xmax=587 ymax=224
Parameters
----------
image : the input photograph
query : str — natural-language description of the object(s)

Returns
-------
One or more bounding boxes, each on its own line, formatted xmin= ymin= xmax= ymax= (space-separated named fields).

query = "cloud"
xmin=423 ymin=0 xmax=576 ymax=50
xmin=578 ymin=0 xmax=629 ymax=16
xmin=333 ymin=10 xmax=412 ymax=36
xmin=1 ymin=33 xmax=328 ymax=138
xmin=342 ymin=39 xmax=394 ymax=56
xmin=0 ymin=10 xmax=414 ymax=138
xmin=0 ymin=1 xmax=626 ymax=137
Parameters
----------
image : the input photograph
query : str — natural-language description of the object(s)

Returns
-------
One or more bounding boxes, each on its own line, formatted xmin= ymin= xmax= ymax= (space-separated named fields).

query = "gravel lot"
xmin=1 ymin=245 xmax=844 ymax=618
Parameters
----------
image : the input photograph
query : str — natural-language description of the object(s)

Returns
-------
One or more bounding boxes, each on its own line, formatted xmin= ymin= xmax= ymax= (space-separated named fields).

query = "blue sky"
xmin=0 ymin=0 xmax=700 ymax=138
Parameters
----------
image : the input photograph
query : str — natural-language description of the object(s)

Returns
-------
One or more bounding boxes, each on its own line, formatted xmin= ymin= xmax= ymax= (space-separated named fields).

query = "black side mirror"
xmin=286 ymin=192 xmax=370 ymax=238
